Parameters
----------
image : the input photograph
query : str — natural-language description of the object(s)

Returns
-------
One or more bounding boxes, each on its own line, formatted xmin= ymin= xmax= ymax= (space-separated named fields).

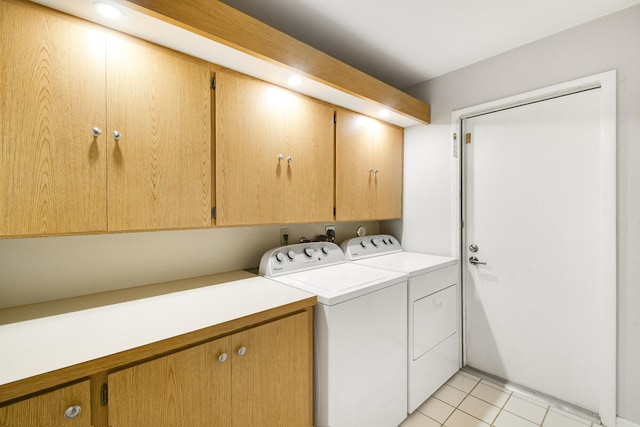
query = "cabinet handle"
xmin=369 ymin=168 xmax=374 ymax=173
xmin=64 ymin=405 xmax=82 ymax=419
xmin=237 ymin=346 xmax=247 ymax=356
xmin=287 ymin=156 xmax=293 ymax=163
xmin=90 ymin=127 xmax=102 ymax=137
xmin=218 ymin=352 xmax=228 ymax=363
xmin=277 ymin=154 xmax=284 ymax=161
xmin=112 ymin=130 xmax=122 ymax=141
xmin=374 ymin=169 xmax=379 ymax=174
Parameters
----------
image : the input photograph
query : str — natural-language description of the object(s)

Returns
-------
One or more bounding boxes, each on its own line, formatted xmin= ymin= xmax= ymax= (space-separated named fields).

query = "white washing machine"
xmin=259 ymin=242 xmax=408 ymax=427
xmin=342 ymin=234 xmax=460 ymax=413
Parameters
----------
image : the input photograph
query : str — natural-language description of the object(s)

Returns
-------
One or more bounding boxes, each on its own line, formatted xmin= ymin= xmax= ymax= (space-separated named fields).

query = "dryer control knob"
xmin=287 ymin=250 xmax=296 ymax=260
xmin=321 ymin=246 xmax=330 ymax=255
xmin=303 ymin=247 xmax=314 ymax=258
xmin=371 ymin=238 xmax=379 ymax=247
xmin=360 ymin=241 xmax=368 ymax=248
xmin=275 ymin=252 xmax=285 ymax=263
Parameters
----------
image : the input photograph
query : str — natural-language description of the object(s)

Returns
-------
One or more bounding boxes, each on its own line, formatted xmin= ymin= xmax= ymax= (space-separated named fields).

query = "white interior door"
xmin=463 ymin=88 xmax=605 ymax=413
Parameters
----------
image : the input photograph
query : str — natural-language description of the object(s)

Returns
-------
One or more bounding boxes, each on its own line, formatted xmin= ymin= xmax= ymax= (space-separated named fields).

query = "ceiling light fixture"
xmin=379 ymin=109 xmax=390 ymax=118
xmin=94 ymin=2 xmax=123 ymax=20
xmin=288 ymin=75 xmax=302 ymax=87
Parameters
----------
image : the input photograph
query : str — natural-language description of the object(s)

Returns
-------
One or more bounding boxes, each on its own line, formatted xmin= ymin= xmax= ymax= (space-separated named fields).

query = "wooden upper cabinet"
xmin=215 ymin=71 xmax=334 ymax=226
xmin=0 ymin=0 xmax=107 ymax=236
xmin=335 ymin=109 xmax=403 ymax=221
xmin=106 ymin=35 xmax=211 ymax=231
xmin=0 ymin=0 xmax=212 ymax=237
xmin=0 ymin=380 xmax=92 ymax=427
xmin=108 ymin=336 xmax=232 ymax=427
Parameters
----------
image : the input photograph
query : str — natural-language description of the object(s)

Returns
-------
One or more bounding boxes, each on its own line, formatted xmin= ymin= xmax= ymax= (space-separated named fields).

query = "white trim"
xmin=450 ymin=70 xmax=617 ymax=426
xmin=617 ymin=417 xmax=640 ymax=427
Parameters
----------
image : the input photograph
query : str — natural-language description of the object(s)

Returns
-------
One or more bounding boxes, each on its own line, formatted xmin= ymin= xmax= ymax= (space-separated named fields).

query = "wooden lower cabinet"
xmin=107 ymin=311 xmax=312 ymax=427
xmin=0 ymin=380 xmax=92 ymax=427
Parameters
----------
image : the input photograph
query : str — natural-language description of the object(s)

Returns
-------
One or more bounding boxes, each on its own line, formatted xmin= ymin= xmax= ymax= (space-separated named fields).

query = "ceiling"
xmin=220 ymin=0 xmax=640 ymax=90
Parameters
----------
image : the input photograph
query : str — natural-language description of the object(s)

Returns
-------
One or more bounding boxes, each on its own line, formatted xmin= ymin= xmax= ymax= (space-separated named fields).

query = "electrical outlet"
xmin=280 ymin=228 xmax=289 ymax=245
xmin=325 ymin=225 xmax=336 ymax=234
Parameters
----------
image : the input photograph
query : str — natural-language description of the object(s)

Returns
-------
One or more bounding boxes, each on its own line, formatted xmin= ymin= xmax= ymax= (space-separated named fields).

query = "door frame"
xmin=449 ymin=70 xmax=616 ymax=426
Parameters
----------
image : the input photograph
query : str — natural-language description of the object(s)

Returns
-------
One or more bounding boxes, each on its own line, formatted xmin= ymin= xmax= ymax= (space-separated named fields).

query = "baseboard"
xmin=617 ymin=416 xmax=640 ymax=427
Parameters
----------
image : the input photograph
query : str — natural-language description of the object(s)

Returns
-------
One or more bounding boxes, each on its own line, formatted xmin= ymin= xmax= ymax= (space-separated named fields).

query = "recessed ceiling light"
xmin=94 ymin=2 xmax=123 ymax=20
xmin=379 ymin=109 xmax=390 ymax=118
xmin=288 ymin=75 xmax=302 ymax=87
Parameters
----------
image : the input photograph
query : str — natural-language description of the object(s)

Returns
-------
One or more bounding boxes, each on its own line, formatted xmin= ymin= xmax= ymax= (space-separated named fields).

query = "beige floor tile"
xmin=443 ymin=409 xmax=489 ymax=427
xmin=504 ymin=395 xmax=548 ymax=424
xmin=447 ymin=372 xmax=480 ymax=393
xmin=548 ymin=408 xmax=592 ymax=425
xmin=417 ymin=397 xmax=455 ymax=424
xmin=543 ymin=410 xmax=591 ymax=427
xmin=458 ymin=395 xmax=500 ymax=424
xmin=434 ymin=384 xmax=468 ymax=407
xmin=512 ymin=391 xmax=550 ymax=408
xmin=470 ymin=382 xmax=511 ymax=407
xmin=458 ymin=370 xmax=482 ymax=382
xmin=493 ymin=410 xmax=540 ymax=427
xmin=400 ymin=410 xmax=441 ymax=427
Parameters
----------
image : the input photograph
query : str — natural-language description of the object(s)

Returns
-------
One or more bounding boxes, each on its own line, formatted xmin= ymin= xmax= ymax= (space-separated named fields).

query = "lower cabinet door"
xmin=0 ymin=380 xmax=92 ymax=427
xmin=231 ymin=311 xmax=313 ymax=427
xmin=107 ymin=337 xmax=232 ymax=427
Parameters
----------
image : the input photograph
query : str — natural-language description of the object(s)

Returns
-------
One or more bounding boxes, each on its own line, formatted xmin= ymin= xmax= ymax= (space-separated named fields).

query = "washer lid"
xmin=354 ymin=252 xmax=458 ymax=277
xmin=271 ymin=263 xmax=406 ymax=305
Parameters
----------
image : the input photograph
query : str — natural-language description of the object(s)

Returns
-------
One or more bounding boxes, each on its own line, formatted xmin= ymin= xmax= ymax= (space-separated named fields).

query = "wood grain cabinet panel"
xmin=0 ymin=0 xmax=107 ymax=236
xmin=106 ymin=35 xmax=211 ymax=231
xmin=108 ymin=337 xmax=232 ymax=427
xmin=106 ymin=311 xmax=312 ymax=427
xmin=0 ymin=380 xmax=92 ymax=427
xmin=0 ymin=0 xmax=212 ymax=237
xmin=335 ymin=109 xmax=403 ymax=221
xmin=215 ymin=71 xmax=334 ymax=226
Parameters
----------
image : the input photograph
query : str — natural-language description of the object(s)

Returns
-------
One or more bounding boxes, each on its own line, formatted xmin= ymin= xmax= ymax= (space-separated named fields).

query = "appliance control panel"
xmin=259 ymin=242 xmax=346 ymax=277
xmin=341 ymin=234 xmax=403 ymax=260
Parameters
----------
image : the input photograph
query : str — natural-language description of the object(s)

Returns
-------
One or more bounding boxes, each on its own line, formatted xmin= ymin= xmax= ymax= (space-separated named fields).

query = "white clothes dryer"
xmin=259 ymin=242 xmax=408 ymax=427
xmin=342 ymin=235 xmax=460 ymax=413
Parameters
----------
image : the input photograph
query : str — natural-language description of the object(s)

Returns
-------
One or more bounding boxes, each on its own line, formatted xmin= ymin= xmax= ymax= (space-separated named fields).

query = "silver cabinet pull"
xmin=287 ymin=155 xmax=293 ymax=163
xmin=469 ymin=256 xmax=487 ymax=265
xmin=277 ymin=154 xmax=284 ymax=161
xmin=91 ymin=127 xmax=102 ymax=137
xmin=64 ymin=405 xmax=82 ymax=419
xmin=218 ymin=352 xmax=228 ymax=363
xmin=112 ymin=130 xmax=122 ymax=141
xmin=237 ymin=346 xmax=247 ymax=356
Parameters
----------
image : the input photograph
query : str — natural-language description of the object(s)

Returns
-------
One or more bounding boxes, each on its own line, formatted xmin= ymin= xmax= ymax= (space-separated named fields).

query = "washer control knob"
xmin=360 ymin=241 xmax=368 ymax=248
xmin=371 ymin=238 xmax=379 ymax=247
xmin=274 ymin=252 xmax=285 ymax=263
xmin=303 ymin=247 xmax=314 ymax=258
xmin=321 ymin=246 xmax=330 ymax=255
xmin=287 ymin=250 xmax=296 ymax=260
xmin=388 ymin=238 xmax=395 ymax=245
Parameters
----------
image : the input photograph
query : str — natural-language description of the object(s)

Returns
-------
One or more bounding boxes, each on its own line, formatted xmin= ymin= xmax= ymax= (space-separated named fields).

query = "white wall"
xmin=394 ymin=4 xmax=640 ymax=423
xmin=0 ymin=221 xmax=378 ymax=308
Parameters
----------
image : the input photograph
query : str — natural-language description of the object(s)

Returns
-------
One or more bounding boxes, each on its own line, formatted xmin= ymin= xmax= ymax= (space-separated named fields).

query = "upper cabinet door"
xmin=106 ymin=35 xmax=211 ymax=231
xmin=215 ymin=71 xmax=334 ymax=226
xmin=335 ymin=109 xmax=403 ymax=221
xmin=0 ymin=0 xmax=107 ymax=236
xmin=283 ymin=91 xmax=335 ymax=224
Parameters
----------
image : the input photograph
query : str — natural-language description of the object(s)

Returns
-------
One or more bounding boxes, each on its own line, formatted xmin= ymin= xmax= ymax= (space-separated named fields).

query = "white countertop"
xmin=0 ymin=275 xmax=314 ymax=386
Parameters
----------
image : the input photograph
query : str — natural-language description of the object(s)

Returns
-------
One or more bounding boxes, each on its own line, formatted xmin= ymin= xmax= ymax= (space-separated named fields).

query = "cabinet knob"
xmin=277 ymin=154 xmax=284 ymax=161
xmin=218 ymin=352 xmax=228 ymax=363
xmin=90 ymin=127 xmax=102 ymax=137
xmin=374 ymin=169 xmax=379 ymax=174
xmin=237 ymin=346 xmax=247 ymax=356
xmin=287 ymin=155 xmax=293 ymax=163
xmin=64 ymin=405 xmax=82 ymax=419
xmin=369 ymin=168 xmax=374 ymax=173
xmin=112 ymin=130 xmax=122 ymax=141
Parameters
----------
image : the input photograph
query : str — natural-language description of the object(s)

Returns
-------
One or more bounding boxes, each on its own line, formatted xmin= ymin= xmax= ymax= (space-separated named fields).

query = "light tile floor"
xmin=400 ymin=370 xmax=602 ymax=427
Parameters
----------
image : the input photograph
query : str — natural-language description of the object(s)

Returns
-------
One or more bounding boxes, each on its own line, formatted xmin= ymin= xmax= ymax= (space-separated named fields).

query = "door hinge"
xmin=211 ymin=207 xmax=217 ymax=219
xmin=465 ymin=133 xmax=472 ymax=144
xmin=210 ymin=77 xmax=216 ymax=90
xmin=333 ymin=207 xmax=336 ymax=216
xmin=101 ymin=383 xmax=108 ymax=406
xmin=333 ymin=113 xmax=337 ymax=123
